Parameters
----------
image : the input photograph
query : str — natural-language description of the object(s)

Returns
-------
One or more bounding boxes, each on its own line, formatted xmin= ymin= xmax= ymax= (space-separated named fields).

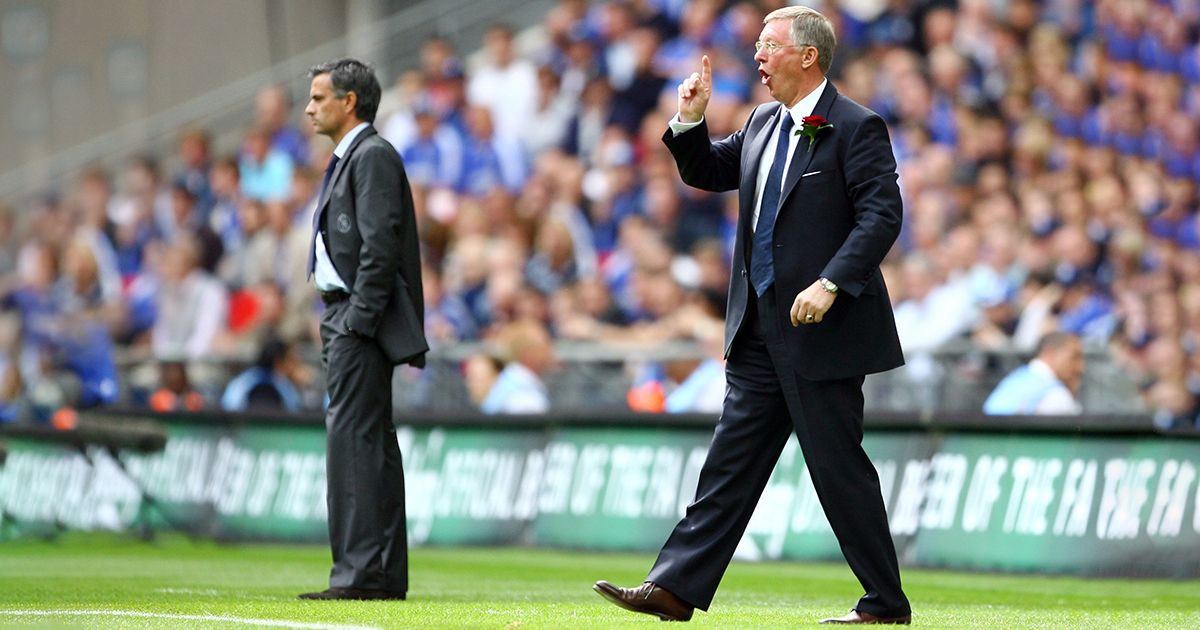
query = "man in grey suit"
xmin=299 ymin=58 xmax=428 ymax=601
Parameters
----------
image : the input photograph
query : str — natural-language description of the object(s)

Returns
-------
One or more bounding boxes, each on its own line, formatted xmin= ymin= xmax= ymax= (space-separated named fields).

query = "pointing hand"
xmin=677 ymin=55 xmax=712 ymax=124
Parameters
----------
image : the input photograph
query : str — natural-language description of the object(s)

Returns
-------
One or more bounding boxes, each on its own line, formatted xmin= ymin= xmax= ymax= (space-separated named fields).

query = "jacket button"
xmin=740 ymin=269 xmax=747 ymax=277
xmin=775 ymin=243 xmax=783 ymax=248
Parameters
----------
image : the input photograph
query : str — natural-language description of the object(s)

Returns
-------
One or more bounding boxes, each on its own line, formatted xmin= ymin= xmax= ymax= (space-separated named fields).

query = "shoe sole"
xmin=820 ymin=615 xmax=912 ymax=625
xmin=592 ymin=583 xmax=687 ymax=622
xmin=297 ymin=592 xmax=406 ymax=601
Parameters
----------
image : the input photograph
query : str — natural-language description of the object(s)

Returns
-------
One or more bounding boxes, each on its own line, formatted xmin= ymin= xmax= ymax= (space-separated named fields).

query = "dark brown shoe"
xmin=820 ymin=609 xmax=911 ymax=624
xmin=593 ymin=580 xmax=694 ymax=621
xmin=297 ymin=587 xmax=406 ymax=601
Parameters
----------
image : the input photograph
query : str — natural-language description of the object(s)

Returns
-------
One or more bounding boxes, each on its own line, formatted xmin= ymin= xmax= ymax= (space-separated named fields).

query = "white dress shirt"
xmin=313 ymin=122 xmax=370 ymax=292
xmin=669 ymin=79 xmax=827 ymax=233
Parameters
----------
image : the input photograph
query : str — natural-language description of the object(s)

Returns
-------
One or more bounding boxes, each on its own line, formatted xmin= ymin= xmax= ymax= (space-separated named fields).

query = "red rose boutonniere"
xmin=795 ymin=115 xmax=833 ymax=150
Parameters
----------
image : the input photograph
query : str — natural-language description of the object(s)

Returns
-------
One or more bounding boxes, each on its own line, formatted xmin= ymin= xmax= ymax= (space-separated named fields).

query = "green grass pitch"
xmin=0 ymin=534 xmax=1197 ymax=628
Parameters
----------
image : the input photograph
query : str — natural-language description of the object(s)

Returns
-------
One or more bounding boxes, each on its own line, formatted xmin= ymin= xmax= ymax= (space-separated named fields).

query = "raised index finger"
xmin=700 ymin=54 xmax=711 ymax=87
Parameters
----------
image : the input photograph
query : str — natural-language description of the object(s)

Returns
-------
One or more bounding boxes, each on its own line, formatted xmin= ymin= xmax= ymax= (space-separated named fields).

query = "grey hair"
xmin=764 ymin=6 xmax=837 ymax=75
xmin=308 ymin=58 xmax=382 ymax=123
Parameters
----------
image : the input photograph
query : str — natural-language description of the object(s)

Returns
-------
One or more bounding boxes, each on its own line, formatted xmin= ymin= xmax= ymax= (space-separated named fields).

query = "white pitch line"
xmin=0 ymin=610 xmax=381 ymax=630
xmin=153 ymin=588 xmax=222 ymax=596
xmin=152 ymin=588 xmax=277 ymax=601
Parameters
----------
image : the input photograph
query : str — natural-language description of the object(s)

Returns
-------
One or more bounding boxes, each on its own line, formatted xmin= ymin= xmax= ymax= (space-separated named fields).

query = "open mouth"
xmin=759 ymin=68 xmax=770 ymax=86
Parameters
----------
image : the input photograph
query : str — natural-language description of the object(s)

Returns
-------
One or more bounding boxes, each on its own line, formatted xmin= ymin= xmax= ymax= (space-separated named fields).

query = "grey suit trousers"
xmin=320 ymin=299 xmax=407 ymax=593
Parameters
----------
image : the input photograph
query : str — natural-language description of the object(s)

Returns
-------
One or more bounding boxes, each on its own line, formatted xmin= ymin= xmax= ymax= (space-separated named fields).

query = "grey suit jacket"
xmin=316 ymin=125 xmax=428 ymax=367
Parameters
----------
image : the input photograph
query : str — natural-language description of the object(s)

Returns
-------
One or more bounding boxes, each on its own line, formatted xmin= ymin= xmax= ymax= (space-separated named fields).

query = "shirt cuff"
xmin=668 ymin=114 xmax=704 ymax=136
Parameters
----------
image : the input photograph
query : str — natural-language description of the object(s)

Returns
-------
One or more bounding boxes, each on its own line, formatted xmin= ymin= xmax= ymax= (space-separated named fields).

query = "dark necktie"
xmin=749 ymin=111 xmax=794 ymax=297
xmin=319 ymin=154 xmax=340 ymax=201
xmin=308 ymin=154 xmax=340 ymax=276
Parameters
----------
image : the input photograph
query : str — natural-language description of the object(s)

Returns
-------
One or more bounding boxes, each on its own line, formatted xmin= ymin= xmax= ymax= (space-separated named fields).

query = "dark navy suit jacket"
xmin=663 ymin=82 xmax=904 ymax=381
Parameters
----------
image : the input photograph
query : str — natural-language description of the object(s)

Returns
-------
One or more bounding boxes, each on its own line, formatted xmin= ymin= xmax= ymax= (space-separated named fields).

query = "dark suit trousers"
xmin=646 ymin=286 xmax=909 ymax=618
xmin=320 ymin=300 xmax=407 ymax=593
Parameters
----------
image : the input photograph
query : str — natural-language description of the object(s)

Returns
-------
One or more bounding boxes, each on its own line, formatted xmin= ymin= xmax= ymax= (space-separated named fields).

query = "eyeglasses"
xmin=754 ymin=40 xmax=797 ymax=55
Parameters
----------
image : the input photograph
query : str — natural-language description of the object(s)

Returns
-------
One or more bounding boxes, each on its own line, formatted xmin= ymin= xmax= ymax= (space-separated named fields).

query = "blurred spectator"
xmin=5 ymin=242 xmax=61 ymax=350
xmin=1 ymin=240 xmax=120 ymax=420
xmin=244 ymin=200 xmax=306 ymax=290
xmin=894 ymin=254 xmax=978 ymax=354
xmin=113 ymin=157 xmax=169 ymax=276
xmin=120 ymin=240 xmax=164 ymax=345
xmin=174 ymin=128 xmax=215 ymax=217
xmin=380 ymin=70 xmax=425 ymax=151
xmin=968 ymin=226 xmax=1025 ymax=347
xmin=462 ymin=352 xmax=504 ymax=408
xmin=414 ymin=36 xmax=468 ymax=128
xmin=148 ymin=361 xmax=205 ymax=412
xmin=479 ymin=319 xmax=553 ymax=413
xmin=422 ymin=260 xmax=476 ymax=343
xmin=663 ymin=289 xmax=726 ymax=414
xmin=653 ymin=0 xmax=717 ymax=84
xmin=255 ymin=84 xmax=310 ymax=166
xmin=240 ymin=126 xmax=294 ymax=202
xmin=221 ymin=337 xmax=311 ymax=412
xmin=278 ymin=168 xmax=322 ymax=345
xmin=218 ymin=198 xmax=266 ymax=289
xmin=523 ymin=65 xmax=577 ymax=157
xmin=165 ymin=184 xmax=224 ymax=273
xmin=43 ymin=318 xmax=119 ymax=413
xmin=662 ymin=353 xmax=724 ymax=413
xmin=525 ymin=217 xmax=583 ymax=294
xmin=397 ymin=96 xmax=464 ymax=189
xmin=552 ymin=17 xmax=603 ymax=101
xmin=216 ymin=282 xmax=286 ymax=359
xmin=72 ymin=167 xmax=124 ymax=291
xmin=150 ymin=234 xmax=228 ymax=361
xmin=0 ymin=314 xmax=20 ymax=423
xmin=208 ymin=156 xmax=244 ymax=251
xmin=458 ymin=105 xmax=528 ymax=196
xmin=610 ymin=27 xmax=668 ymax=133
xmin=57 ymin=236 xmax=125 ymax=334
xmin=468 ymin=24 xmax=539 ymax=144
xmin=984 ymin=332 xmax=1084 ymax=415
xmin=563 ymin=75 xmax=613 ymax=163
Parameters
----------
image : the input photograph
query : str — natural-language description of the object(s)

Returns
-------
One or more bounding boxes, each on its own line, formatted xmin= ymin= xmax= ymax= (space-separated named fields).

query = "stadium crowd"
xmin=1 ymin=0 xmax=1198 ymax=427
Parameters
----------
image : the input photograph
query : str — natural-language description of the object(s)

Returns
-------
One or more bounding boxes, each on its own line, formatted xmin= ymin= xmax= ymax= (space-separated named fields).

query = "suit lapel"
xmin=318 ymin=125 xmax=376 ymax=216
xmin=738 ymin=105 xmax=781 ymax=266
xmin=741 ymin=106 xmax=779 ymax=188
xmin=778 ymin=82 xmax=838 ymax=212
xmin=310 ymin=125 xmax=374 ymax=276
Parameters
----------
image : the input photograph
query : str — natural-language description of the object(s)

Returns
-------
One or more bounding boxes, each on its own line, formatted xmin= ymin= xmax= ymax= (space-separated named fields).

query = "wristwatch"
xmin=818 ymin=277 xmax=839 ymax=294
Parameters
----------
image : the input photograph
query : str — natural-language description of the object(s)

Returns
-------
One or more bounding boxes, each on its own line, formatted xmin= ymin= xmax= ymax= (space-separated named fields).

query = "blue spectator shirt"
xmin=983 ymin=359 xmax=1081 ymax=415
xmin=240 ymin=149 xmax=294 ymax=202
xmin=221 ymin=366 xmax=302 ymax=412
xmin=480 ymin=363 xmax=548 ymax=414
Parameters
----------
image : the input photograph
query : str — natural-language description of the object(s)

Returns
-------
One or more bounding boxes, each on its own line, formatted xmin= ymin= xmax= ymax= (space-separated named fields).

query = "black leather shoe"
xmin=593 ymin=580 xmax=694 ymax=621
xmin=297 ymin=587 xmax=406 ymax=601
xmin=820 ymin=609 xmax=911 ymax=624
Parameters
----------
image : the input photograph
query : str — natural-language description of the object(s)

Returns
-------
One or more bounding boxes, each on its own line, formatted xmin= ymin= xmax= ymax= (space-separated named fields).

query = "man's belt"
xmin=319 ymin=290 xmax=350 ymax=306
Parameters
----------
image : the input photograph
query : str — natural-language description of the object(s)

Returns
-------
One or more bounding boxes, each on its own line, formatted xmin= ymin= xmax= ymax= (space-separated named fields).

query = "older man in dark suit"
xmin=300 ymin=58 xmax=427 ymax=601
xmin=594 ymin=6 xmax=912 ymax=625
